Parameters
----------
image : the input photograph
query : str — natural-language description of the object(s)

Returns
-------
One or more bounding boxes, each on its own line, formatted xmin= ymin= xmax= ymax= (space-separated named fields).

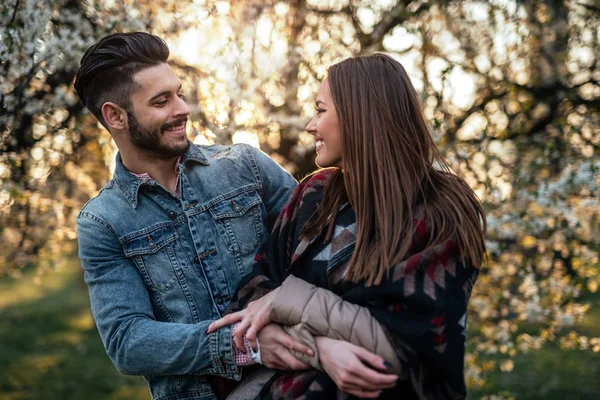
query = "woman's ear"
xmin=101 ymin=102 xmax=127 ymax=131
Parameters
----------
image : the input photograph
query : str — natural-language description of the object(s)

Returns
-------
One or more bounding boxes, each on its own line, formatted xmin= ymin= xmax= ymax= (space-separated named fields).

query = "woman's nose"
xmin=305 ymin=118 xmax=316 ymax=134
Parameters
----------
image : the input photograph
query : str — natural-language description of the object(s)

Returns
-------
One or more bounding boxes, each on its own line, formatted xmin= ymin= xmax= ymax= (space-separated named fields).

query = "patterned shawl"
xmin=227 ymin=169 xmax=479 ymax=400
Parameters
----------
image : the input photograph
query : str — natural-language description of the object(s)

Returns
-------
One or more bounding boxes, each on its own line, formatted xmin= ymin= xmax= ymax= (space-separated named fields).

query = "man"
xmin=74 ymin=32 xmax=311 ymax=400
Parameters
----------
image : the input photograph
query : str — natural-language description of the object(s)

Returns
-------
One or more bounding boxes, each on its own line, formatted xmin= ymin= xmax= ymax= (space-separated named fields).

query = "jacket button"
xmin=168 ymin=211 xmax=176 ymax=220
xmin=193 ymin=256 xmax=200 ymax=264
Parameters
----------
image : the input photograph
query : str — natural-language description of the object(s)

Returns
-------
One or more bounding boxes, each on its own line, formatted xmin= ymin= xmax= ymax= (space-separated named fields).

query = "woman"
xmin=208 ymin=53 xmax=486 ymax=399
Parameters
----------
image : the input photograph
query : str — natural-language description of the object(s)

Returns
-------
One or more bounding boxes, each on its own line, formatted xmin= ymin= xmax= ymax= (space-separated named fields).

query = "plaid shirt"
xmin=231 ymin=322 xmax=256 ymax=366
xmin=130 ymin=157 xmax=181 ymax=197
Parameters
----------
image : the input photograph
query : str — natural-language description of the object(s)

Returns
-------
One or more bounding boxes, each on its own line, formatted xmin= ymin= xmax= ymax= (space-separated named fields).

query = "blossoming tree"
xmin=1 ymin=0 xmax=598 ymax=393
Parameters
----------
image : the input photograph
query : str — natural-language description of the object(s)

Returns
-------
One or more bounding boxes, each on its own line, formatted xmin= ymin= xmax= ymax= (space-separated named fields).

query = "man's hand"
xmin=257 ymin=324 xmax=312 ymax=371
xmin=316 ymin=336 xmax=398 ymax=399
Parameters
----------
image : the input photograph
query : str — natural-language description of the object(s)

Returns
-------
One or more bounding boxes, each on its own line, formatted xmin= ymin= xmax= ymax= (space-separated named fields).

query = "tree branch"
xmin=575 ymin=1 xmax=600 ymax=15
xmin=9 ymin=0 xmax=20 ymax=26
xmin=361 ymin=1 xmax=430 ymax=50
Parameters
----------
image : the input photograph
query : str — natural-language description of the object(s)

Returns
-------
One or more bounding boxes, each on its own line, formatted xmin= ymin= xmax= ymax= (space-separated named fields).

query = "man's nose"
xmin=174 ymin=96 xmax=191 ymax=117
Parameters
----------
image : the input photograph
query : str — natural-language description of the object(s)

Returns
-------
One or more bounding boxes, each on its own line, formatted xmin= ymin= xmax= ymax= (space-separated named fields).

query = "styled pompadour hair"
xmin=74 ymin=32 xmax=169 ymax=128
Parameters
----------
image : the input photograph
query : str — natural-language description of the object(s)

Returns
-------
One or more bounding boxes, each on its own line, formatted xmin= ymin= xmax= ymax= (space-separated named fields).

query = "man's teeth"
xmin=165 ymin=123 xmax=185 ymax=131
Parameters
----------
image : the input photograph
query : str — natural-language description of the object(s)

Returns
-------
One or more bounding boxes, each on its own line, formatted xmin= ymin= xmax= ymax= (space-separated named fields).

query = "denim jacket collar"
xmin=113 ymin=144 xmax=210 ymax=209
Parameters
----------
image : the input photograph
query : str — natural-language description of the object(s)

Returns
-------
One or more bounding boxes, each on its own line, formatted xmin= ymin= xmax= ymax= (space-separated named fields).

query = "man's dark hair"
xmin=74 ymin=32 xmax=170 ymax=128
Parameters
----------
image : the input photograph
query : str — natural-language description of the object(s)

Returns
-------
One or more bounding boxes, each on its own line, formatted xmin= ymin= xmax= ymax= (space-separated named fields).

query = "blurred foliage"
xmin=1 ymin=0 xmax=599 ymax=394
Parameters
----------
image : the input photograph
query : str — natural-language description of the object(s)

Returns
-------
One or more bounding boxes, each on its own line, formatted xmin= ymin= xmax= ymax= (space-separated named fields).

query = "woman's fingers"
xmin=347 ymin=370 xmax=397 ymax=391
xmin=351 ymin=363 xmax=398 ymax=389
xmin=344 ymin=388 xmax=382 ymax=399
xmin=206 ymin=312 xmax=242 ymax=333
xmin=334 ymin=361 xmax=396 ymax=392
xmin=246 ymin=325 xmax=260 ymax=352
xmin=246 ymin=320 xmax=271 ymax=352
xmin=247 ymin=311 xmax=274 ymax=347
xmin=353 ymin=345 xmax=388 ymax=371
xmin=233 ymin=318 xmax=252 ymax=351
xmin=339 ymin=347 xmax=397 ymax=390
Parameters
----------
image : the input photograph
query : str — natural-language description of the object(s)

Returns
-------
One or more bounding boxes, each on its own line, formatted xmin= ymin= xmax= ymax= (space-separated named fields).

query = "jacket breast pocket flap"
xmin=209 ymin=191 xmax=262 ymax=220
xmin=122 ymin=225 xmax=179 ymax=257
xmin=208 ymin=191 xmax=263 ymax=255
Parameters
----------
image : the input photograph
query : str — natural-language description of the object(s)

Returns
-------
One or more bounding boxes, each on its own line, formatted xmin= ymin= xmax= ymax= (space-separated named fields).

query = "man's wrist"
xmin=250 ymin=337 xmax=262 ymax=365
xmin=231 ymin=322 xmax=257 ymax=366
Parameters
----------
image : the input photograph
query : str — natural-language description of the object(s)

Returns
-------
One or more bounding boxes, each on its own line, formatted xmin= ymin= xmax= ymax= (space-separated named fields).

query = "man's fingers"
xmin=207 ymin=312 xmax=241 ymax=333
xmin=277 ymin=350 xmax=310 ymax=371
xmin=262 ymin=357 xmax=286 ymax=370
xmin=286 ymin=338 xmax=314 ymax=356
xmin=275 ymin=330 xmax=314 ymax=357
xmin=263 ymin=350 xmax=304 ymax=371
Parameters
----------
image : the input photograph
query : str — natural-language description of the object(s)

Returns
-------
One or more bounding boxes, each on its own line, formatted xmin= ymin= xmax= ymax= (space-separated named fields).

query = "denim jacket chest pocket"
xmin=122 ymin=225 xmax=184 ymax=293
xmin=208 ymin=190 xmax=263 ymax=255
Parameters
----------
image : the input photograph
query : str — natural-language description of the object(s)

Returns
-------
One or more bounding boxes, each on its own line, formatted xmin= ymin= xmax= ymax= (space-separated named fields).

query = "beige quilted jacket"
xmin=270 ymin=275 xmax=402 ymax=375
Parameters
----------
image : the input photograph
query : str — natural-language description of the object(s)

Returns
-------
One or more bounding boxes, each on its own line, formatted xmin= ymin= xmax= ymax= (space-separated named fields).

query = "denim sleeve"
xmin=245 ymin=145 xmax=297 ymax=229
xmin=77 ymin=212 xmax=240 ymax=379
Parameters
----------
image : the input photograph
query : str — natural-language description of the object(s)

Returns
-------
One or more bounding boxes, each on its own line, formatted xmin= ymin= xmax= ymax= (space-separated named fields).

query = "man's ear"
xmin=101 ymin=102 xmax=127 ymax=131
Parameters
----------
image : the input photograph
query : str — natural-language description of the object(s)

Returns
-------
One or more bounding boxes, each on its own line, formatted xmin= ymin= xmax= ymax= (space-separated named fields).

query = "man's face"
xmin=127 ymin=63 xmax=191 ymax=159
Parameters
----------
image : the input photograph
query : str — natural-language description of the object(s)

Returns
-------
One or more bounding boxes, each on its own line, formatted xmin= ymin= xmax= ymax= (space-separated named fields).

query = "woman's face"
xmin=305 ymin=78 xmax=343 ymax=168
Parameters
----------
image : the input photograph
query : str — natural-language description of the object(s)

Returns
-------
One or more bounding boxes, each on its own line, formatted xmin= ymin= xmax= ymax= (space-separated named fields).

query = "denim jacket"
xmin=77 ymin=143 xmax=296 ymax=400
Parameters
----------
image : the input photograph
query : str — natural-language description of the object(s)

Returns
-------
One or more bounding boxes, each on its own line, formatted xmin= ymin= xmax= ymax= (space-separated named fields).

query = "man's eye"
xmin=155 ymin=99 xmax=168 ymax=106
xmin=177 ymin=93 xmax=185 ymax=99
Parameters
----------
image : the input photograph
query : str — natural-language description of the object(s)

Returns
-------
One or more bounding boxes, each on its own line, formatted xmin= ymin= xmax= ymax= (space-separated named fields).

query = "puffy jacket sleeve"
xmin=270 ymin=275 xmax=401 ymax=374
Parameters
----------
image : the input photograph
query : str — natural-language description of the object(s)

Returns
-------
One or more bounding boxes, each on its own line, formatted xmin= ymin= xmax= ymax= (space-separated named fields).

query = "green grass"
xmin=471 ymin=343 xmax=600 ymax=399
xmin=0 ymin=256 xmax=147 ymax=400
xmin=1 ymin=256 xmax=599 ymax=399
xmin=470 ymin=290 xmax=600 ymax=399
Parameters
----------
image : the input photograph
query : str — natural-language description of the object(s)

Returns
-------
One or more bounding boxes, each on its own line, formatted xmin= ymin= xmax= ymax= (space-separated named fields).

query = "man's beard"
xmin=127 ymin=112 xmax=190 ymax=159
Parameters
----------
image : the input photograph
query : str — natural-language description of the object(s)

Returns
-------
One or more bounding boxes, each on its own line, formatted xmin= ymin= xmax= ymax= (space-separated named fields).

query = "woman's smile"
xmin=315 ymin=138 xmax=324 ymax=152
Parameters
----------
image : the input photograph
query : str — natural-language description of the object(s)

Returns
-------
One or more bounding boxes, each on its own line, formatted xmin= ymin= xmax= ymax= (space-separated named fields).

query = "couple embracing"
xmin=75 ymin=32 xmax=485 ymax=400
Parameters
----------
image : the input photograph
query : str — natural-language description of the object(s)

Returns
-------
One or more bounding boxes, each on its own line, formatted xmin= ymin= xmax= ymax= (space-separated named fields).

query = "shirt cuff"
xmin=231 ymin=322 xmax=257 ymax=366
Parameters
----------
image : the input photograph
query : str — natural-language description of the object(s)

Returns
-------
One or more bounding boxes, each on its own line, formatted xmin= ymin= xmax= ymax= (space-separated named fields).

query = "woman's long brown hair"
xmin=302 ymin=54 xmax=486 ymax=286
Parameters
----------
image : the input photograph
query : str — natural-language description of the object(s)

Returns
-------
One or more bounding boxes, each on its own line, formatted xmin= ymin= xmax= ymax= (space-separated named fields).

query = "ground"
xmin=1 ymin=255 xmax=599 ymax=399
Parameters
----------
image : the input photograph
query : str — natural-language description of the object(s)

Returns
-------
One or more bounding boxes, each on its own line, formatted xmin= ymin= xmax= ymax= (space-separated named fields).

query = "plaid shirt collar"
xmin=129 ymin=156 xmax=182 ymax=198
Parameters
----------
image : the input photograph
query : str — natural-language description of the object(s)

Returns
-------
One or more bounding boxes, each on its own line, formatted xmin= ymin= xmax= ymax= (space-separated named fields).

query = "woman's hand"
xmin=206 ymin=287 xmax=280 ymax=351
xmin=316 ymin=336 xmax=398 ymax=399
